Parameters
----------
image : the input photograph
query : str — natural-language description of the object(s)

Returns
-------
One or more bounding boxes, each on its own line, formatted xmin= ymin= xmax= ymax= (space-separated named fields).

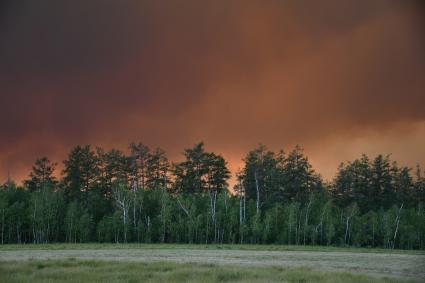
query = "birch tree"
xmin=112 ymin=182 xmax=131 ymax=243
xmin=344 ymin=203 xmax=359 ymax=245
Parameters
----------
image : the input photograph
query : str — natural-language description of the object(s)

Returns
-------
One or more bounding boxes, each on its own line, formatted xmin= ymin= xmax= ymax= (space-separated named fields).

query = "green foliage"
xmin=173 ymin=142 xmax=230 ymax=194
xmin=0 ymin=143 xmax=424 ymax=250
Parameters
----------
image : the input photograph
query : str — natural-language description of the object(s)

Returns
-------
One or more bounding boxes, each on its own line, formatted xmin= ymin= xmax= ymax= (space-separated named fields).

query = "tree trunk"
xmin=213 ymin=190 xmax=217 ymax=243
xmin=1 ymin=208 xmax=4 ymax=245
xmin=132 ymin=181 xmax=137 ymax=241
xmin=161 ymin=191 xmax=166 ymax=243
xmin=243 ymin=193 xmax=246 ymax=222
xmin=303 ymin=196 xmax=312 ymax=245
xmin=32 ymin=200 xmax=37 ymax=244
xmin=392 ymin=203 xmax=404 ymax=249
xmin=344 ymin=216 xmax=350 ymax=245
xmin=123 ymin=207 xmax=127 ymax=243
xmin=239 ymin=196 xmax=243 ymax=225
xmin=255 ymin=171 xmax=260 ymax=214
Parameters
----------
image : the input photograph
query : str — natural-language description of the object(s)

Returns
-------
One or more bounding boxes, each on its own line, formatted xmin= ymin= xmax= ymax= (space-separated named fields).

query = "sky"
xmin=1 ymin=0 xmax=424 ymax=187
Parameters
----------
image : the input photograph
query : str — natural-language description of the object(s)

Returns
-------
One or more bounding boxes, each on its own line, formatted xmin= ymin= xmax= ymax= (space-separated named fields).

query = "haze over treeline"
xmin=1 ymin=142 xmax=424 ymax=249
xmin=1 ymin=0 xmax=425 ymax=183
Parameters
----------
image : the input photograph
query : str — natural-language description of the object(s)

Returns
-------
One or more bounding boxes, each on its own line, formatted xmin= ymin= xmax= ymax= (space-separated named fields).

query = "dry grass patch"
xmin=0 ymin=259 xmax=417 ymax=283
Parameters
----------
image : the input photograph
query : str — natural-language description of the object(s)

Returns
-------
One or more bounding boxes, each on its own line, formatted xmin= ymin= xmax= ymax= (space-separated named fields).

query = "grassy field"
xmin=0 ymin=244 xmax=424 ymax=282
xmin=0 ymin=259 xmax=416 ymax=283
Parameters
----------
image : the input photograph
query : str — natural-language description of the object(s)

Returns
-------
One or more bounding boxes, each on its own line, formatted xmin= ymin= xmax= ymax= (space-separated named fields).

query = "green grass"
xmin=0 ymin=243 xmax=423 ymax=255
xmin=0 ymin=259 xmax=416 ymax=283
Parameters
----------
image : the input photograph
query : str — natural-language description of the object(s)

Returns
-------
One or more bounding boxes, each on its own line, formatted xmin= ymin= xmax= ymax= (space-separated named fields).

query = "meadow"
xmin=1 ymin=244 xmax=424 ymax=282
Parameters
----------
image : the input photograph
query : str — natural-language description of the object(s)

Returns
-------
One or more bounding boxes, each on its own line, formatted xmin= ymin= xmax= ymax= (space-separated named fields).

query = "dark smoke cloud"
xmin=1 ymin=0 xmax=424 ymax=183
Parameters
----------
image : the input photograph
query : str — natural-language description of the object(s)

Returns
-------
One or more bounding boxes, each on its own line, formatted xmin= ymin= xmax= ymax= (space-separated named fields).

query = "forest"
xmin=1 ymin=142 xmax=424 ymax=249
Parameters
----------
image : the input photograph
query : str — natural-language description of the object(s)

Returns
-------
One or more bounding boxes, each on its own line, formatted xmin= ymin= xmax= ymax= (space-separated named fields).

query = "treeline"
xmin=0 ymin=142 xmax=424 ymax=249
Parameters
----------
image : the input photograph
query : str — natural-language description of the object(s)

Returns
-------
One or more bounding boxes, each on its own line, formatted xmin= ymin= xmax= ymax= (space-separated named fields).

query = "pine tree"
xmin=24 ymin=157 xmax=57 ymax=192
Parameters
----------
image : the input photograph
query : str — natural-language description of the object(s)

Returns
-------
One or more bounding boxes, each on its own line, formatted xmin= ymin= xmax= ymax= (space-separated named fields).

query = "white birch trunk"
xmin=392 ymin=203 xmax=404 ymax=249
xmin=255 ymin=171 xmax=260 ymax=214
